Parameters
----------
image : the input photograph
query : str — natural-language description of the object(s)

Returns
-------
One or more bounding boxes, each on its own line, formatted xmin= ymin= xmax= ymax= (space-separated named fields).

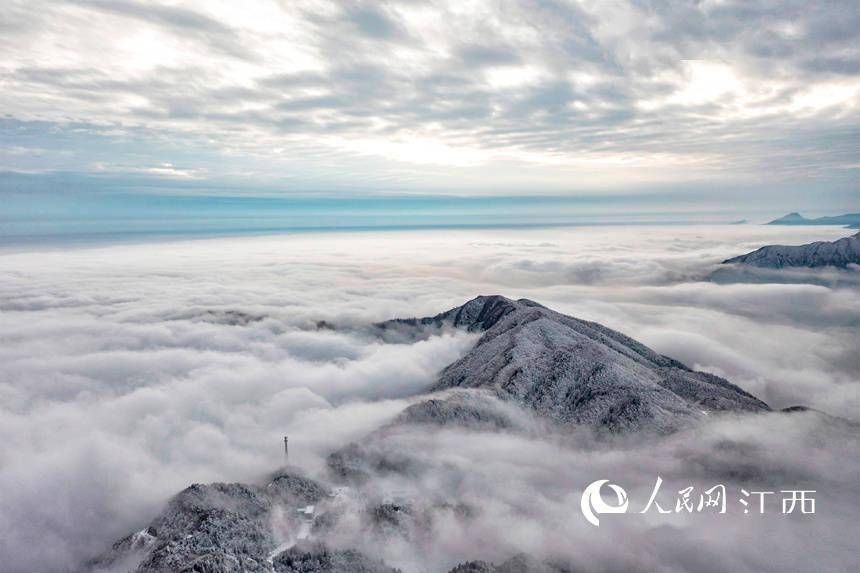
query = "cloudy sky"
xmin=2 ymin=6 xmax=858 ymax=569
xmin=1 ymin=0 xmax=859 ymax=207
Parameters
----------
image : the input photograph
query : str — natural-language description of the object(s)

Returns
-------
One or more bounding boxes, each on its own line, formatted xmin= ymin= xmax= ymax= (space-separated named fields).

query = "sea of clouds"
xmin=0 ymin=224 xmax=858 ymax=572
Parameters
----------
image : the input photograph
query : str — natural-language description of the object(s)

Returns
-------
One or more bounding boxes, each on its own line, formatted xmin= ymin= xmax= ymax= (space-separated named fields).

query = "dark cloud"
xmin=457 ymin=44 xmax=521 ymax=66
xmin=346 ymin=6 xmax=404 ymax=40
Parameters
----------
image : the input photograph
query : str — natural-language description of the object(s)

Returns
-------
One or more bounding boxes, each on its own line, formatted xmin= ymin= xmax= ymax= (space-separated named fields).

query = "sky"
xmin=1 ymin=0 xmax=859 ymax=212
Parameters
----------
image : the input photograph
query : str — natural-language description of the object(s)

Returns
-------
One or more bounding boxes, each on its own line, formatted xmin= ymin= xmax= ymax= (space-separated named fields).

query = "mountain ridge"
xmin=422 ymin=296 xmax=768 ymax=433
xmin=722 ymin=232 xmax=860 ymax=269
xmin=93 ymin=295 xmax=779 ymax=573
xmin=767 ymin=212 xmax=860 ymax=227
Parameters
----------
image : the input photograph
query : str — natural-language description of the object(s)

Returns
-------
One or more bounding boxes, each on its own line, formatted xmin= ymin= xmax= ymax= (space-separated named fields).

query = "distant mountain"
xmin=768 ymin=212 xmax=806 ymax=224
xmin=723 ymin=232 xmax=860 ymax=269
xmin=767 ymin=212 xmax=860 ymax=227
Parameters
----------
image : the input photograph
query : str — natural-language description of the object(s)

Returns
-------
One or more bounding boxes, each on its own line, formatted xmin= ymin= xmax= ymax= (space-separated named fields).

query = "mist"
xmin=319 ymin=408 xmax=859 ymax=572
xmin=0 ymin=224 xmax=857 ymax=572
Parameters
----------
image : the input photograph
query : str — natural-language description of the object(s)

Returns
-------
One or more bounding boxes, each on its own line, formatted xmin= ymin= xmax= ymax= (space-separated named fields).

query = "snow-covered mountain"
xmin=89 ymin=474 xmax=331 ymax=573
xmin=92 ymin=296 xmax=775 ymax=573
xmin=378 ymin=296 xmax=767 ymax=433
xmin=722 ymin=232 xmax=860 ymax=269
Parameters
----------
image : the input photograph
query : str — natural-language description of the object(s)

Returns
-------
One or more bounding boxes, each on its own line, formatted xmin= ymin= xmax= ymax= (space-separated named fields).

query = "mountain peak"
xmin=425 ymin=297 xmax=770 ymax=432
xmin=448 ymin=295 xmax=547 ymax=330
xmin=374 ymin=296 xmax=769 ymax=432
xmin=768 ymin=212 xmax=807 ymax=224
xmin=375 ymin=294 xmax=527 ymax=335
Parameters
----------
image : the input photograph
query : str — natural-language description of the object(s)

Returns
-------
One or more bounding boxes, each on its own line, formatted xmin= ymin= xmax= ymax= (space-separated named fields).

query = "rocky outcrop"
xmin=90 ymin=473 xmax=329 ymax=573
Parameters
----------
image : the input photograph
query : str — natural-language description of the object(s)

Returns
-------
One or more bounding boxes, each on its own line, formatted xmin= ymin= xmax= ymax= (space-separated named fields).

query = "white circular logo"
xmin=580 ymin=479 xmax=629 ymax=527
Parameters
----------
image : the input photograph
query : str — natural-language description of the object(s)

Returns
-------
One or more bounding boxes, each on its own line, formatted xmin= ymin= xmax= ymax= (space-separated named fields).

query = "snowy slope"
xmin=415 ymin=296 xmax=769 ymax=433
xmin=723 ymin=232 xmax=860 ymax=269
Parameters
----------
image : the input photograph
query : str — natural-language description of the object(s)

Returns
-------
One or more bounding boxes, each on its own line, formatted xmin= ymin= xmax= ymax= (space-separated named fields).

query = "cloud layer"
xmin=0 ymin=224 xmax=858 ymax=571
xmin=320 ymin=409 xmax=859 ymax=573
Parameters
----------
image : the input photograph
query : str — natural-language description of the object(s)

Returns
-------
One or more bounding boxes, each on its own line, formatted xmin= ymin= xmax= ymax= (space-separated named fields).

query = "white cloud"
xmin=0 ymin=225 xmax=858 ymax=570
xmin=670 ymin=60 xmax=745 ymax=106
